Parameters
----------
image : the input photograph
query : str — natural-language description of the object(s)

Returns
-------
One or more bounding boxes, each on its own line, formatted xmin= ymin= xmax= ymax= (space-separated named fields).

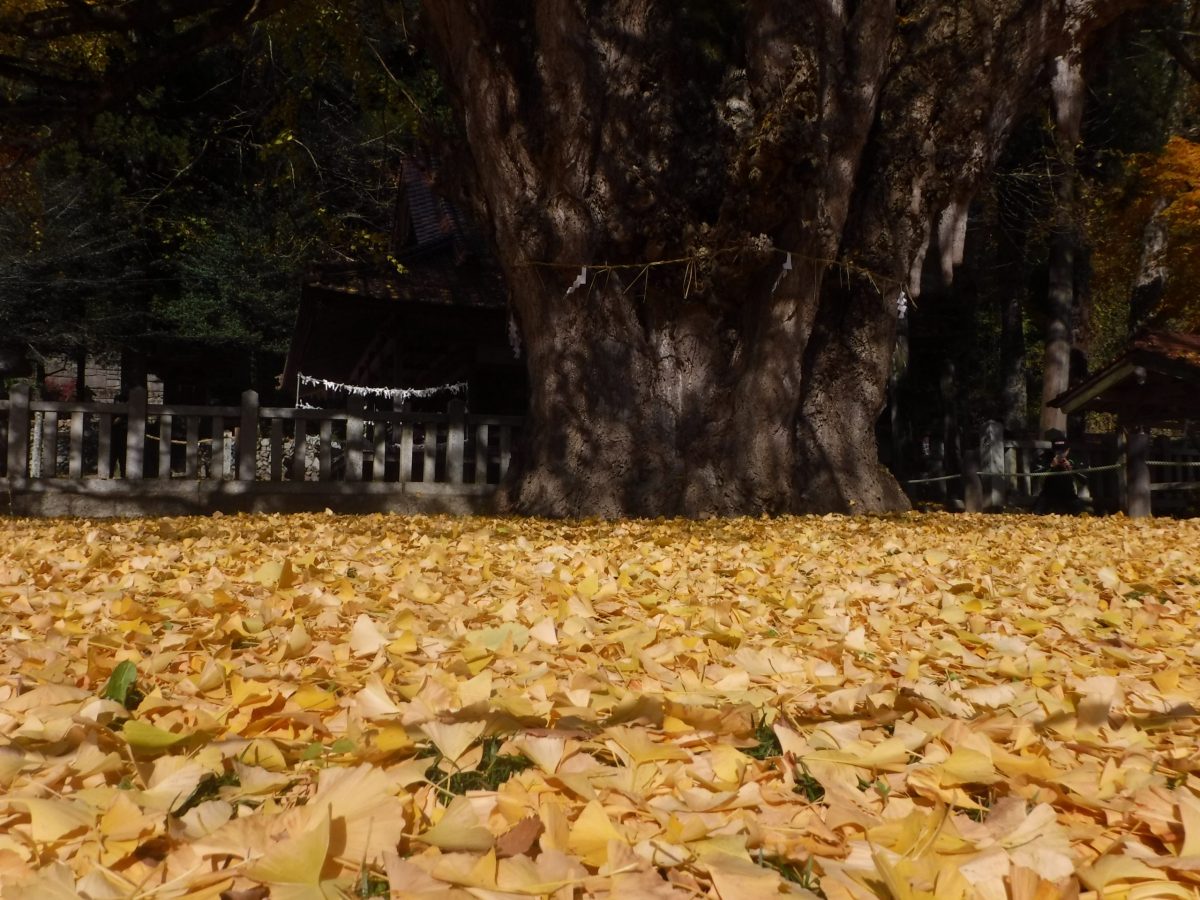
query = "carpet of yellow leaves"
xmin=2 ymin=512 xmax=1200 ymax=899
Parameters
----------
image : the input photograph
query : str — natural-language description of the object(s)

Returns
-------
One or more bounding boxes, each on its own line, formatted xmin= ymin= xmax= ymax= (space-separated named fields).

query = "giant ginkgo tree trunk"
xmin=420 ymin=0 xmax=1143 ymax=518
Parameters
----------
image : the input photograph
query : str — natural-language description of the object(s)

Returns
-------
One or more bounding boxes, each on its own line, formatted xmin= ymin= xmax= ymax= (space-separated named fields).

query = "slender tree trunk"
xmin=1127 ymin=241 xmax=1171 ymax=343
xmin=889 ymin=306 xmax=911 ymax=480
xmin=119 ymin=347 xmax=147 ymax=402
xmin=74 ymin=346 xmax=88 ymax=401
xmin=1129 ymin=198 xmax=1171 ymax=332
xmin=940 ymin=358 xmax=960 ymax=483
xmin=1040 ymin=54 xmax=1085 ymax=437
xmin=1041 ymin=232 xmax=1075 ymax=435
xmin=1001 ymin=287 xmax=1028 ymax=433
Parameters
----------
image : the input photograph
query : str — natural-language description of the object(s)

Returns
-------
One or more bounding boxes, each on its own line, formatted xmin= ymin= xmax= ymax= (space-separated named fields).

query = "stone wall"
xmin=256 ymin=436 xmax=329 ymax=481
xmin=42 ymin=353 xmax=164 ymax=403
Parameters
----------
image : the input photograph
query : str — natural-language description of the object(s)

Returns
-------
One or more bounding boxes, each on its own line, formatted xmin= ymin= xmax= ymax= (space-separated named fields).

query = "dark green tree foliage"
xmin=1 ymin=1 xmax=432 ymax=397
xmin=0 ymin=0 xmax=291 ymax=149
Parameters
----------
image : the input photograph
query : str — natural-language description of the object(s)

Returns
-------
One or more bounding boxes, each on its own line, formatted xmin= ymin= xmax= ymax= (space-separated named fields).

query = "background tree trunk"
xmin=1129 ymin=199 xmax=1171 ymax=332
xmin=1001 ymin=274 xmax=1028 ymax=433
xmin=420 ymin=0 xmax=1148 ymax=517
xmin=119 ymin=347 xmax=147 ymax=402
xmin=1040 ymin=54 xmax=1085 ymax=436
xmin=888 ymin=305 xmax=911 ymax=481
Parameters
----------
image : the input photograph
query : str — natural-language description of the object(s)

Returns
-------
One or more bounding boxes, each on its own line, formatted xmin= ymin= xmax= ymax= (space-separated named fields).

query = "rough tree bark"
xmin=420 ymin=0 xmax=1147 ymax=517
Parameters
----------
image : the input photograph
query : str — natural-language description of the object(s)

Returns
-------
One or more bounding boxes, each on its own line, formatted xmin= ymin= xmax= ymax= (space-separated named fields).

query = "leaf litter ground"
xmin=1 ymin=512 xmax=1200 ymax=899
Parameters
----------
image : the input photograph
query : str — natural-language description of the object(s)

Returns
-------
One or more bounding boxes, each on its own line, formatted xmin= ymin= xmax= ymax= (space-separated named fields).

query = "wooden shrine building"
xmin=281 ymin=159 xmax=526 ymax=414
xmin=1050 ymin=331 xmax=1200 ymax=516
xmin=1051 ymin=331 xmax=1200 ymax=426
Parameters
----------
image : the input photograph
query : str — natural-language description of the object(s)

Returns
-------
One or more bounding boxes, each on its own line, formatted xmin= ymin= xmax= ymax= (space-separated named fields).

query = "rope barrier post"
xmin=939 ymin=362 xmax=958 ymax=508
xmin=982 ymin=421 xmax=1005 ymax=510
xmin=963 ymin=447 xmax=983 ymax=513
xmin=1127 ymin=429 xmax=1151 ymax=518
xmin=1116 ymin=430 xmax=1128 ymax=512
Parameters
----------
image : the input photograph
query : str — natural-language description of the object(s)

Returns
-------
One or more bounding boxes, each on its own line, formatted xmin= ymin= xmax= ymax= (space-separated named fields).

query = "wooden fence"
xmin=6 ymin=383 xmax=1197 ymax=518
xmin=1145 ymin=435 xmax=1200 ymax=517
xmin=994 ymin=435 xmax=1124 ymax=512
xmin=0 ymin=386 xmax=521 ymax=517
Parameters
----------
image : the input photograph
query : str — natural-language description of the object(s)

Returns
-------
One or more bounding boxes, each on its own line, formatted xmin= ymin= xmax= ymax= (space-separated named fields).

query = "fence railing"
xmin=903 ymin=425 xmax=1200 ymax=517
xmin=1 ymin=386 xmax=521 ymax=514
xmin=995 ymin=435 xmax=1125 ymax=512
xmin=1145 ymin=437 xmax=1200 ymax=516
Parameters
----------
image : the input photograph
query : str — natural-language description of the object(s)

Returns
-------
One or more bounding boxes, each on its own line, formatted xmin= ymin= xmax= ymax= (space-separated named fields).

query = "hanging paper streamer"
xmin=771 ymin=252 xmax=793 ymax=295
xmin=896 ymin=287 xmax=910 ymax=320
xmin=297 ymin=373 xmax=467 ymax=404
xmin=565 ymin=266 xmax=588 ymax=297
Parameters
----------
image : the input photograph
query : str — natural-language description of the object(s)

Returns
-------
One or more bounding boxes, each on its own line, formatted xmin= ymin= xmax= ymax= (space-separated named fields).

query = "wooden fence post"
xmin=981 ymin=420 xmax=1005 ymax=511
xmin=399 ymin=423 xmax=413 ymax=483
xmin=475 ymin=423 xmax=490 ymax=484
xmin=98 ymin=410 xmax=113 ymax=479
xmin=422 ymin=422 xmax=436 ymax=483
xmin=158 ymin=413 xmax=172 ymax=479
xmin=319 ymin=419 xmax=333 ymax=480
xmin=1127 ymin=428 xmax=1151 ymax=518
xmin=69 ymin=412 xmax=84 ymax=479
xmin=126 ymin=387 xmax=146 ymax=480
xmin=372 ymin=416 xmax=388 ymax=482
xmin=186 ymin=416 xmax=201 ymax=478
xmin=291 ymin=420 xmax=307 ymax=482
xmin=346 ymin=396 xmax=365 ymax=482
xmin=239 ymin=390 xmax=258 ymax=481
xmin=39 ymin=410 xmax=57 ymax=478
xmin=447 ymin=400 xmax=465 ymax=485
xmin=6 ymin=385 xmax=30 ymax=482
xmin=963 ymin=446 xmax=983 ymax=513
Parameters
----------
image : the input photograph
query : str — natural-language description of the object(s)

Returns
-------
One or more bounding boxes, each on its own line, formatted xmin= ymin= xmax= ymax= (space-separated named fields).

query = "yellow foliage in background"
xmin=1087 ymin=136 xmax=1200 ymax=368
xmin=1147 ymin=137 xmax=1200 ymax=232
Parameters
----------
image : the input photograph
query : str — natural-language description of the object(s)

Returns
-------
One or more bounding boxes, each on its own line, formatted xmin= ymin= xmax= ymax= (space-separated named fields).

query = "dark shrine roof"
xmin=280 ymin=157 xmax=509 ymax=390
xmin=1050 ymin=332 xmax=1200 ymax=424
xmin=303 ymin=262 xmax=506 ymax=311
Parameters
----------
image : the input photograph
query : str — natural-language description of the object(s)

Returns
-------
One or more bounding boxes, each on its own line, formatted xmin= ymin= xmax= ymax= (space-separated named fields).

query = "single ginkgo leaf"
xmin=1 ymin=797 xmax=95 ymax=843
xmin=416 ymin=796 xmax=495 ymax=852
xmin=420 ymin=720 xmax=487 ymax=764
xmin=122 ymin=719 xmax=190 ymax=752
xmin=245 ymin=804 xmax=331 ymax=885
